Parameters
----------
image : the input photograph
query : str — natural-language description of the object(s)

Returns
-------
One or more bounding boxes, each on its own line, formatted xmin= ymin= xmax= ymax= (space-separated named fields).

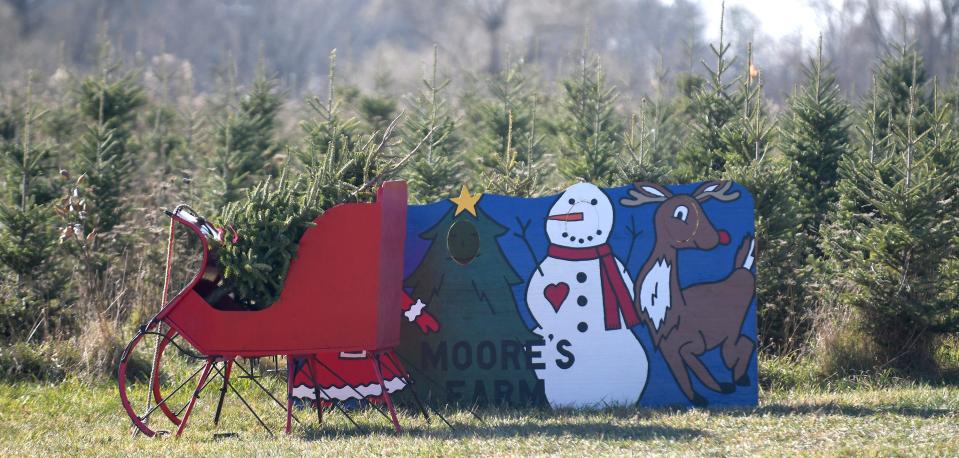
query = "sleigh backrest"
xmin=276 ymin=181 xmax=407 ymax=351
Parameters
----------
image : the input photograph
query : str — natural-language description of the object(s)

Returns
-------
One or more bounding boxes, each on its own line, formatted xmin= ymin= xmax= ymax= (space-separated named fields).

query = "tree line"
xmin=2 ymin=20 xmax=959 ymax=380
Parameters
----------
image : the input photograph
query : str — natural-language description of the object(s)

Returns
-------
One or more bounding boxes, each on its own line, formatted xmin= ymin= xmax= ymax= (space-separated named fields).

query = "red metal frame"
xmin=118 ymin=181 xmax=410 ymax=437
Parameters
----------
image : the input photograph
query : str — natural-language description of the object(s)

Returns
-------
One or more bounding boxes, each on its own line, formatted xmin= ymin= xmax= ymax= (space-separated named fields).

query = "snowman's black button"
xmin=587 ymin=236 xmax=593 ymax=241
xmin=596 ymin=230 xmax=603 ymax=235
xmin=578 ymin=238 xmax=584 ymax=244
xmin=569 ymin=236 xmax=576 ymax=241
xmin=568 ymin=198 xmax=575 ymax=205
xmin=590 ymin=198 xmax=598 ymax=205
xmin=562 ymin=232 xmax=568 ymax=237
xmin=577 ymin=322 xmax=588 ymax=332
xmin=577 ymin=295 xmax=587 ymax=306
xmin=576 ymin=272 xmax=587 ymax=283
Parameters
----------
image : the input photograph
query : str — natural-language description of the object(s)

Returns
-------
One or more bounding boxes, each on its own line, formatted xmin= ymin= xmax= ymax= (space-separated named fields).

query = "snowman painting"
xmin=525 ymin=182 xmax=649 ymax=407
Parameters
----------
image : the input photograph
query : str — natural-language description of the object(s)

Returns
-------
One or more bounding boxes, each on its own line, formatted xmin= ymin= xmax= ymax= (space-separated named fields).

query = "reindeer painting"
xmin=621 ymin=181 xmax=756 ymax=407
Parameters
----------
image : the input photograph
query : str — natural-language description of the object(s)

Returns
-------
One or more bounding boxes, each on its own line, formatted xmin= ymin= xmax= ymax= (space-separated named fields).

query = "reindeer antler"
xmin=620 ymin=182 xmax=672 ymax=207
xmin=693 ymin=181 xmax=740 ymax=202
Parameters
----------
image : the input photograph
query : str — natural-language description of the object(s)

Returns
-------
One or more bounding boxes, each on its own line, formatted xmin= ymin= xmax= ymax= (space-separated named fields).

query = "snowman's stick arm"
xmin=513 ymin=217 xmax=544 ymax=276
xmin=624 ymin=214 xmax=643 ymax=267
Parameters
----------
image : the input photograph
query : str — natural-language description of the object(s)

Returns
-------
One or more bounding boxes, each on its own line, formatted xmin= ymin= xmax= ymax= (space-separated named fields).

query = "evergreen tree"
xmin=0 ymin=77 xmax=63 ymax=340
xmin=240 ymin=72 xmax=283 ymax=158
xmin=144 ymin=104 xmax=186 ymax=176
xmin=721 ymin=46 xmax=808 ymax=351
xmin=676 ymin=6 xmax=740 ymax=181
xmin=357 ymin=71 xmax=398 ymax=136
xmin=296 ymin=50 xmax=363 ymax=186
xmin=215 ymin=118 xmax=409 ymax=309
xmin=403 ymin=45 xmax=462 ymax=203
xmin=214 ymin=58 xmax=437 ymax=308
xmin=639 ymin=65 xmax=688 ymax=171
xmin=483 ymin=111 xmax=546 ymax=197
xmin=59 ymin=40 xmax=145 ymax=315
xmin=468 ymin=58 xmax=546 ymax=179
xmin=720 ymin=44 xmax=775 ymax=167
xmin=779 ymin=37 xmax=852 ymax=235
xmin=202 ymin=65 xmax=283 ymax=210
xmin=820 ymin=57 xmax=959 ymax=372
xmin=142 ymin=53 xmax=186 ymax=176
xmin=212 ymin=171 xmax=317 ymax=309
xmin=674 ymin=71 xmax=706 ymax=119
xmin=724 ymin=159 xmax=807 ymax=350
xmin=70 ymin=40 xmax=145 ymax=235
xmin=556 ymin=48 xmax=622 ymax=185
xmin=616 ymin=101 xmax=673 ymax=184
xmin=871 ymin=45 xmax=933 ymax=146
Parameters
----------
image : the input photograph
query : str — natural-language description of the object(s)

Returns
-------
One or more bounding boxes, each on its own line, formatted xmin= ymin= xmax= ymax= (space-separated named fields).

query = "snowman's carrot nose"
xmin=548 ymin=212 xmax=584 ymax=222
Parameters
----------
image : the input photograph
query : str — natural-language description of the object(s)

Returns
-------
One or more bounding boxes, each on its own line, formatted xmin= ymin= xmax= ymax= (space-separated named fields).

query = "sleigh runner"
xmin=117 ymin=181 xmax=440 ymax=437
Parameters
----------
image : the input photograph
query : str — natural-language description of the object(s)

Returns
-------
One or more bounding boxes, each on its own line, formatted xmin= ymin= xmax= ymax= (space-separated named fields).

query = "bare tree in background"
xmin=916 ymin=0 xmax=959 ymax=78
xmin=2 ymin=0 xmax=959 ymax=102
xmin=467 ymin=0 xmax=510 ymax=74
xmin=5 ymin=0 xmax=30 ymax=36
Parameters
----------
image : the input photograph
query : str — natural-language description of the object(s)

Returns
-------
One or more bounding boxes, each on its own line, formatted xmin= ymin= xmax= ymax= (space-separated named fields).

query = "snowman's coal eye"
xmin=673 ymin=205 xmax=689 ymax=222
xmin=590 ymin=198 xmax=598 ymax=205
xmin=568 ymin=198 xmax=575 ymax=205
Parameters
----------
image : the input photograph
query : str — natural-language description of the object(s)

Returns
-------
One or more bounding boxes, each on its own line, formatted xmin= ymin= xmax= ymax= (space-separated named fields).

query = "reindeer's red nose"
xmin=718 ymin=230 xmax=731 ymax=245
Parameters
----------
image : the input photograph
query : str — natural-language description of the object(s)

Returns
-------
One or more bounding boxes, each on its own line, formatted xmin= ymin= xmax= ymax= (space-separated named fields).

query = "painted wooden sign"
xmin=397 ymin=181 xmax=758 ymax=408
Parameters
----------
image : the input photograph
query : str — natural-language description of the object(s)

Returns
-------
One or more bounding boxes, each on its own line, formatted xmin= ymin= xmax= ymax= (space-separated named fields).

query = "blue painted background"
xmin=402 ymin=182 xmax=758 ymax=408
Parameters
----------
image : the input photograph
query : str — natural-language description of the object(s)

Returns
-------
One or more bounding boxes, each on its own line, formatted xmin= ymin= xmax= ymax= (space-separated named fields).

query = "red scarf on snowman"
xmin=547 ymin=243 xmax=642 ymax=330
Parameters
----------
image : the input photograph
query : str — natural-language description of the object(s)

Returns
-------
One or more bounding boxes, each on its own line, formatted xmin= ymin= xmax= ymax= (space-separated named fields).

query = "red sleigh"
xmin=118 ymin=181 xmax=431 ymax=437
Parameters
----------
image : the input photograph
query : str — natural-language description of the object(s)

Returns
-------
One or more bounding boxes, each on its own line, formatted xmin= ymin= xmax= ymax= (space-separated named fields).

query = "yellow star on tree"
xmin=450 ymin=184 xmax=482 ymax=217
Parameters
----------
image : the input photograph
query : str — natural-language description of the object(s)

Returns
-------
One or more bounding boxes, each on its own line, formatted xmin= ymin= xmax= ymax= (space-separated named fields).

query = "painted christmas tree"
xmin=398 ymin=186 xmax=545 ymax=407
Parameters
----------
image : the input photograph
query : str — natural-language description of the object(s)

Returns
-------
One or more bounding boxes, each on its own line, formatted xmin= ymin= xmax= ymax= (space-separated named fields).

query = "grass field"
xmin=1 ymin=359 xmax=957 ymax=457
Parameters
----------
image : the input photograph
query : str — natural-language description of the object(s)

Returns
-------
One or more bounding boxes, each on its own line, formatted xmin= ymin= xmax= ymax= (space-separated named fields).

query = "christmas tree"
xmin=820 ymin=51 xmax=959 ymax=372
xmin=357 ymin=70 xmax=398 ymax=137
xmin=71 ymin=39 xmax=145 ymax=235
xmin=780 ymin=37 xmax=852 ymax=235
xmin=556 ymin=46 xmax=622 ymax=185
xmin=399 ymin=186 xmax=545 ymax=406
xmin=60 ymin=38 xmax=145 ymax=314
xmin=202 ymin=62 xmax=283 ymax=210
xmin=213 ymin=171 xmax=319 ymax=309
xmin=296 ymin=50 xmax=363 ymax=186
xmin=211 ymin=63 xmax=430 ymax=309
xmin=616 ymin=102 xmax=673 ymax=184
xmin=403 ymin=45 xmax=462 ymax=203
xmin=483 ymin=111 xmax=546 ymax=197
xmin=467 ymin=56 xmax=546 ymax=182
xmin=0 ymin=75 xmax=63 ymax=341
xmin=675 ymin=5 xmax=740 ymax=181
xmin=721 ymin=44 xmax=808 ymax=351
xmin=626 ymin=63 xmax=687 ymax=174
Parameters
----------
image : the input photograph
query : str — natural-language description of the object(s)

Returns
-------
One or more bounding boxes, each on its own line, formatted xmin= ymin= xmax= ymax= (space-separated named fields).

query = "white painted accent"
xmin=743 ymin=238 xmax=755 ymax=270
xmin=642 ymin=186 xmax=666 ymax=197
xmin=640 ymin=257 xmax=672 ymax=330
xmin=338 ymin=351 xmax=367 ymax=359
xmin=404 ymin=299 xmax=427 ymax=322
xmin=673 ymin=205 xmax=689 ymax=222
xmin=702 ymin=184 xmax=718 ymax=193
xmin=291 ymin=376 xmax=406 ymax=401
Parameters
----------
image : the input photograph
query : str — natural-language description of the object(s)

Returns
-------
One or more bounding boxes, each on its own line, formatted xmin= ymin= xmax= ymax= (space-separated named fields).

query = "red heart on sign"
xmin=544 ymin=283 xmax=570 ymax=312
